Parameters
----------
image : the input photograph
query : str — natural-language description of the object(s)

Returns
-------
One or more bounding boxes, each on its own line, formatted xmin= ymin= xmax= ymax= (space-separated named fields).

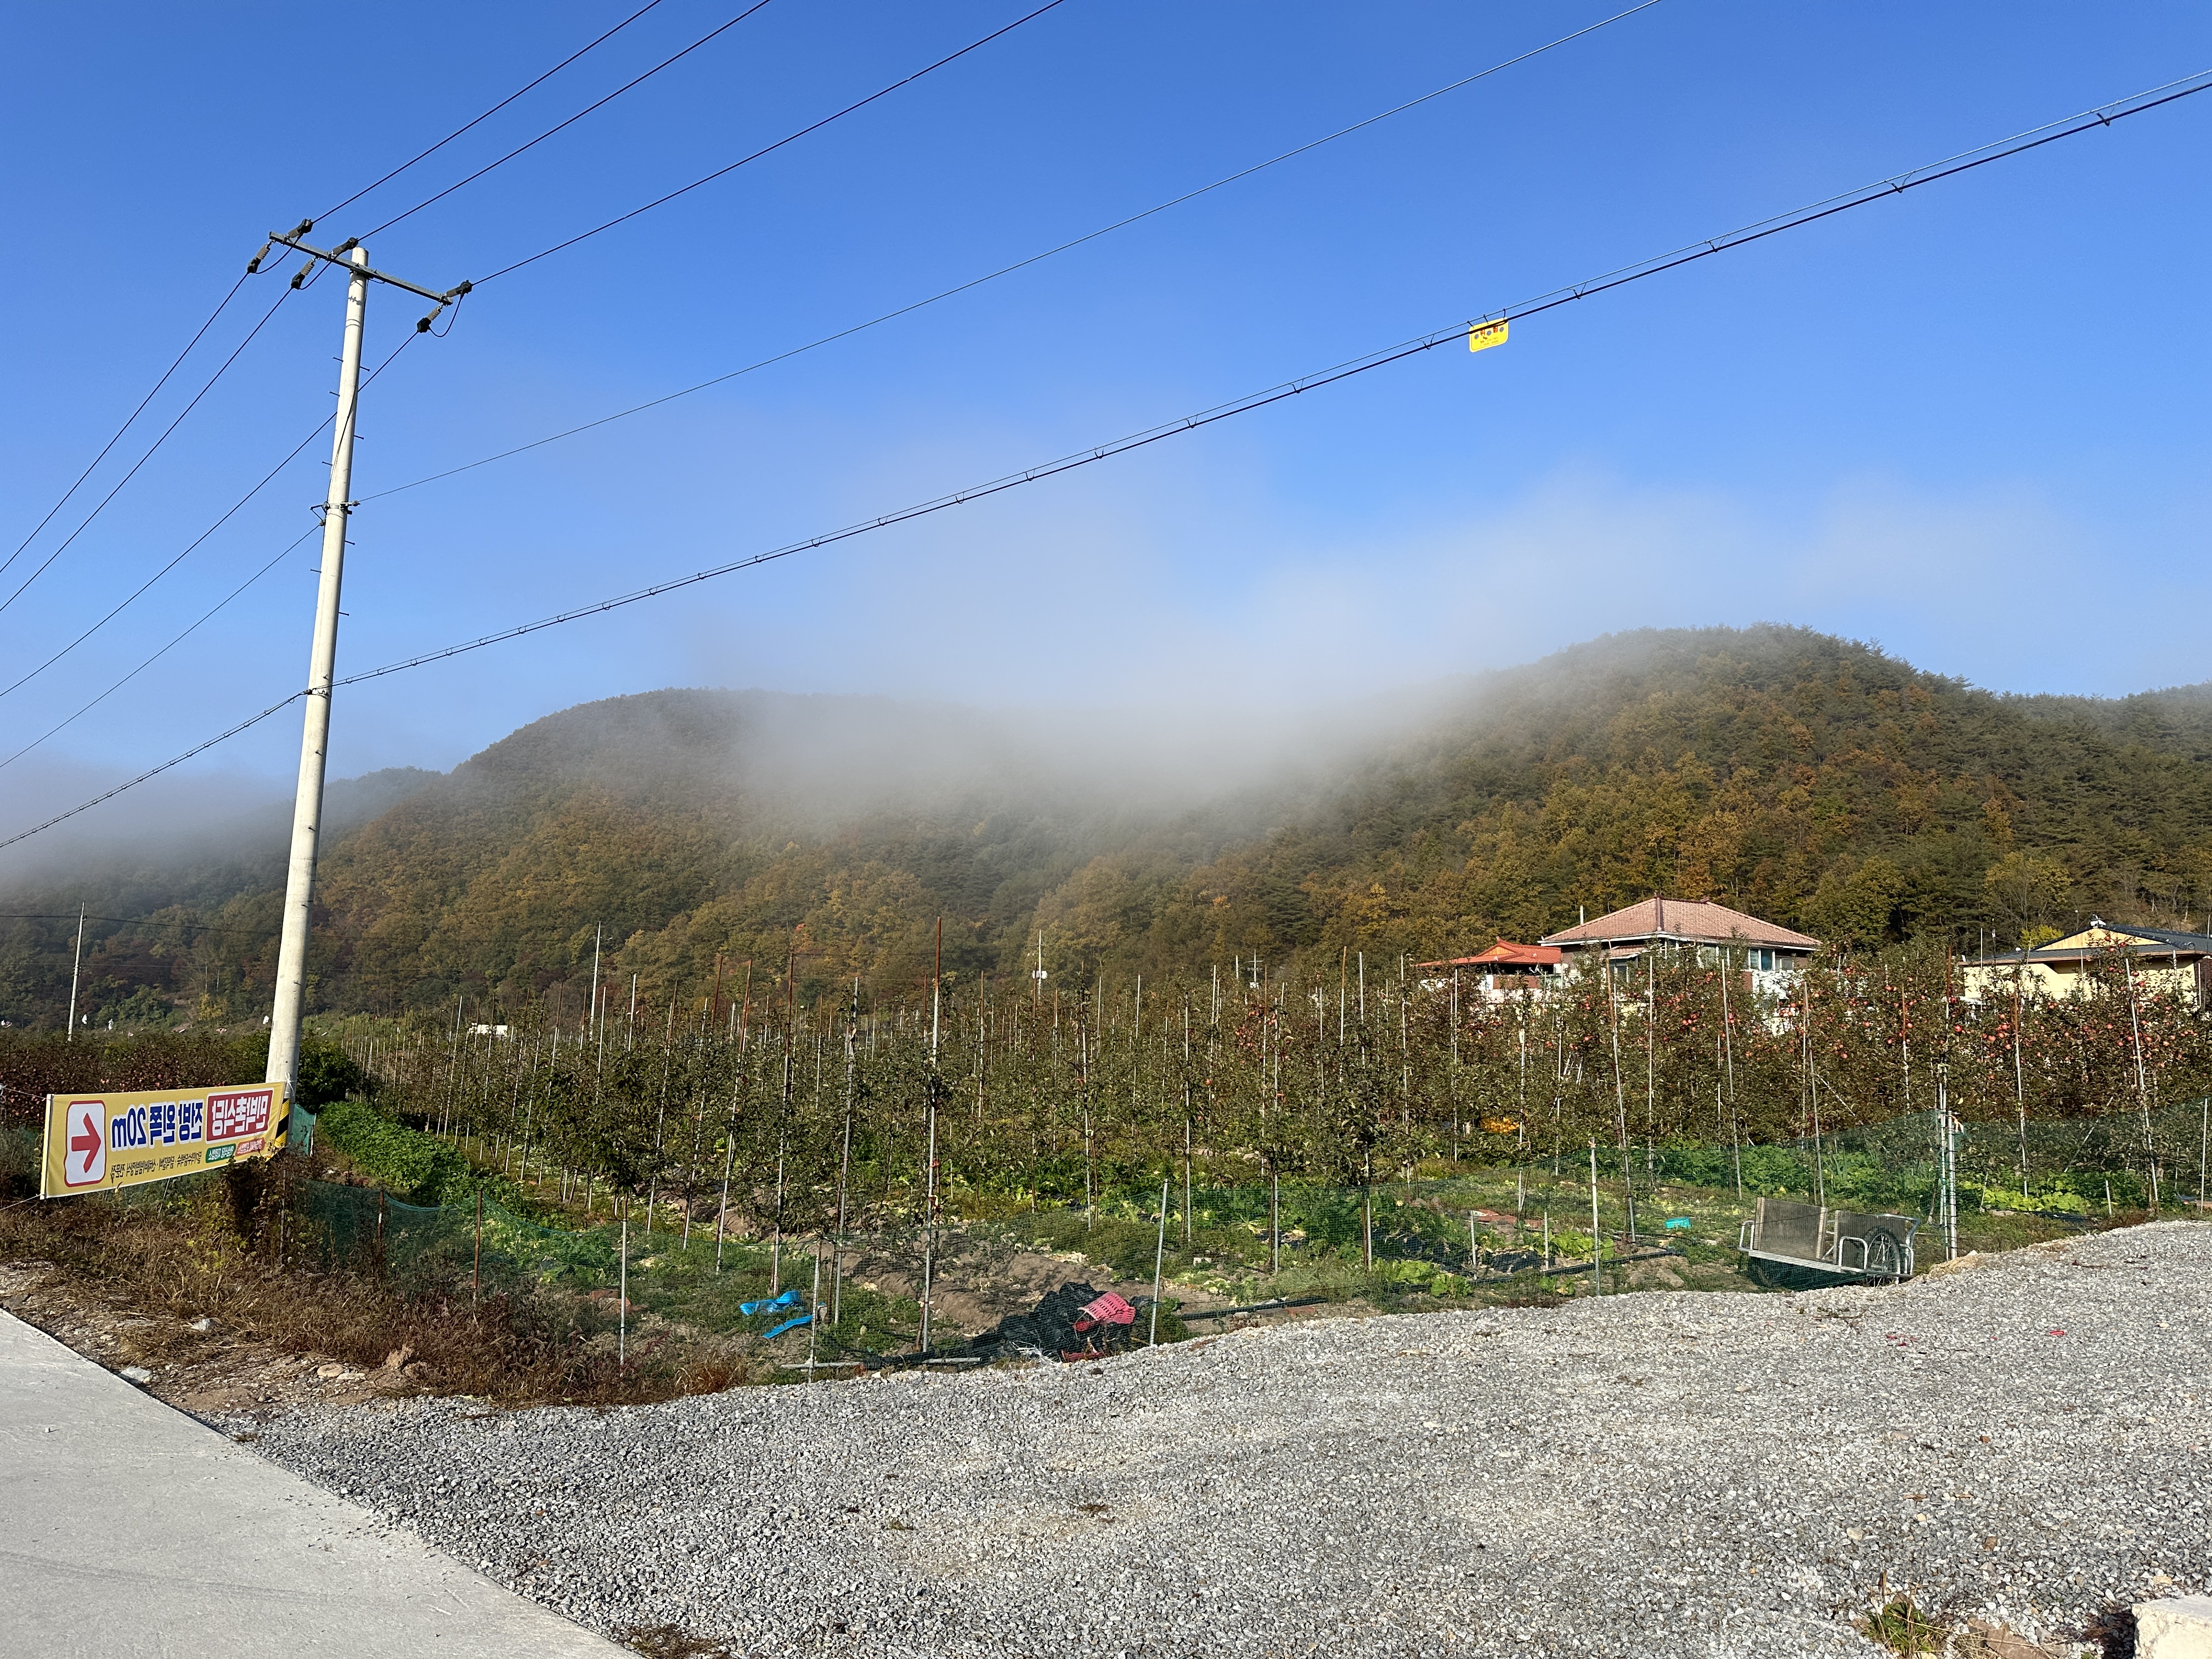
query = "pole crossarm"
xmin=249 ymin=223 xmax=470 ymax=318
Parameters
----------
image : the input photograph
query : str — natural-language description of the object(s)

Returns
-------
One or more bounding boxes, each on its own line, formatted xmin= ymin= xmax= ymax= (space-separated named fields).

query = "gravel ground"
xmin=219 ymin=1221 xmax=2210 ymax=1658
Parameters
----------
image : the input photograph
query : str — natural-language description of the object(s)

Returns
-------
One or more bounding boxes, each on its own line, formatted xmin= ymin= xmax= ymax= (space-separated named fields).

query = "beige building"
xmin=1541 ymin=897 xmax=1821 ymax=1000
xmin=1959 ymin=921 xmax=2212 ymax=1009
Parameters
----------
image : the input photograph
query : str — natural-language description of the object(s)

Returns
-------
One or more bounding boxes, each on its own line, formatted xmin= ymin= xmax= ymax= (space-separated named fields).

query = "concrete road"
xmin=0 ymin=1308 xmax=623 ymax=1658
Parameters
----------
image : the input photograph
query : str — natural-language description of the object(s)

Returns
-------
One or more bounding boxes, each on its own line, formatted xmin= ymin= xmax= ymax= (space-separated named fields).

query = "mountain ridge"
xmin=6 ymin=625 xmax=2210 ymax=1027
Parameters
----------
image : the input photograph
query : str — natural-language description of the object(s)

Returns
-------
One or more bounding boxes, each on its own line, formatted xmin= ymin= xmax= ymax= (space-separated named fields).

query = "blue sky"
xmin=2 ymin=0 xmax=2208 ymax=839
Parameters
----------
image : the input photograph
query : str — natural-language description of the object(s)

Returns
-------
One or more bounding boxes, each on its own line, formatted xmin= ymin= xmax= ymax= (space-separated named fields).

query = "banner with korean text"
xmin=40 ymin=1083 xmax=288 ymax=1198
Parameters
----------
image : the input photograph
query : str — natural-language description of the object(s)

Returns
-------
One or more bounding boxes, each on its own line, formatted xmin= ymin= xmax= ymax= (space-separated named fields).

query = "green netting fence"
xmin=279 ymin=1096 xmax=2211 ymax=1341
xmin=295 ymin=1180 xmax=617 ymax=1292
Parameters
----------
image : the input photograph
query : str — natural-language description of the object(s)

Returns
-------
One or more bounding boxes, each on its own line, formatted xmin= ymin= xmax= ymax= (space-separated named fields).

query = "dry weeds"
xmin=0 ymin=1160 xmax=757 ymax=1408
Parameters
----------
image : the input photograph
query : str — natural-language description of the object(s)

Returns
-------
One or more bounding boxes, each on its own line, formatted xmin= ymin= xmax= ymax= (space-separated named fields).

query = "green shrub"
xmin=1370 ymin=1256 xmax=1440 ymax=1288
xmin=315 ymin=1099 xmax=473 ymax=1206
xmin=0 ymin=1124 xmax=38 ymax=1200
xmin=1969 ymin=1183 xmax=2091 ymax=1215
xmin=229 ymin=1029 xmax=369 ymax=1110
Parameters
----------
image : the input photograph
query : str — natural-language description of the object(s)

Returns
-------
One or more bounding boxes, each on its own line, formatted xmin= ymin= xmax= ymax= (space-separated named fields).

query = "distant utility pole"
xmin=65 ymin=905 xmax=86 ymax=1041
xmin=919 ymin=917 xmax=943 ymax=1355
xmin=257 ymin=224 xmax=469 ymax=1120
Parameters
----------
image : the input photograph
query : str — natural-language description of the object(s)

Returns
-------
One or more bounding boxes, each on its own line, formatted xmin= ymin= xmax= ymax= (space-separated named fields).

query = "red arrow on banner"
xmin=61 ymin=1103 xmax=108 ymax=1188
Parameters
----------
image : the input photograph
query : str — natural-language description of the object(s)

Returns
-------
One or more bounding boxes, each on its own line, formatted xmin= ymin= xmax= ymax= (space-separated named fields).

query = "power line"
xmin=0 ymin=691 xmax=307 ymax=856
xmin=314 ymin=74 xmax=2212 ymax=682
xmin=0 ymin=335 xmax=420 ymax=709
xmin=364 ymin=0 xmax=1664 ymax=506
xmin=4 ymin=70 xmax=2203 ymax=857
xmin=357 ymin=0 xmax=778 ymax=239
xmin=320 ymin=0 xmax=673 ymax=222
xmin=473 ymin=0 xmax=1073 ymax=284
xmin=1 ymin=271 xmax=253 ymax=583
xmin=0 ymin=282 xmax=295 ymax=618
xmin=0 ymin=527 xmax=317 ymax=775
xmin=0 ymin=912 xmax=275 ymax=941
xmin=8 ymin=1 xmax=648 ymax=620
xmin=0 ymin=431 xmax=326 ymax=702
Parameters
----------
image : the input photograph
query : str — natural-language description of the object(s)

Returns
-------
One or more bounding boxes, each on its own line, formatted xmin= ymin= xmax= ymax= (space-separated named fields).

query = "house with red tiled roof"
xmin=1541 ymin=896 xmax=1821 ymax=988
xmin=1413 ymin=939 xmax=1561 ymax=1000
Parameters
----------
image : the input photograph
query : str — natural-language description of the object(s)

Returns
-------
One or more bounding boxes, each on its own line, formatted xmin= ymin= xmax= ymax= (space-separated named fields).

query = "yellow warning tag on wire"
xmin=1468 ymin=318 xmax=1508 ymax=353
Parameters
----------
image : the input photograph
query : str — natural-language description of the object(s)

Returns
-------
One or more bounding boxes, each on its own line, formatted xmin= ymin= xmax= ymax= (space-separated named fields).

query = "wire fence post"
xmin=1183 ymin=1116 xmax=1193 ymax=1248
xmin=1361 ymin=1159 xmax=1374 ymax=1273
xmin=1588 ymin=1139 xmax=1602 ymax=1296
xmin=808 ymin=1249 xmax=822 ymax=1371
xmin=1269 ymin=1171 xmax=1280 ymax=1275
xmin=714 ymin=1077 xmax=739 ymax=1273
xmin=1149 ymin=1177 xmax=1169 ymax=1345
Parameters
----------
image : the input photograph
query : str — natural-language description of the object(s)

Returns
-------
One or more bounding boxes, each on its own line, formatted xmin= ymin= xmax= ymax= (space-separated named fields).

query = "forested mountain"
xmin=7 ymin=625 xmax=2211 ymax=1028
xmin=1130 ymin=628 xmax=2212 ymax=972
xmin=0 ymin=767 xmax=438 ymax=1029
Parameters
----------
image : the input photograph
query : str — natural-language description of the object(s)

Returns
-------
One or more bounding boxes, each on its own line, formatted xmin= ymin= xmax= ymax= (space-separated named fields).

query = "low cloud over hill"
xmin=7 ymin=625 xmax=2211 ymax=1026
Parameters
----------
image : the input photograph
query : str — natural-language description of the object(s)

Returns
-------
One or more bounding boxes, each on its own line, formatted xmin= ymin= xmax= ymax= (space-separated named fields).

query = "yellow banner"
xmin=40 ymin=1083 xmax=288 ymax=1198
xmin=1468 ymin=318 xmax=1509 ymax=353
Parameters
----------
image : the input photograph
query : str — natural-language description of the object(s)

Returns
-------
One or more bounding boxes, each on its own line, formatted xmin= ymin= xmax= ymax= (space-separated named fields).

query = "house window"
xmin=1747 ymin=949 xmax=1776 ymax=972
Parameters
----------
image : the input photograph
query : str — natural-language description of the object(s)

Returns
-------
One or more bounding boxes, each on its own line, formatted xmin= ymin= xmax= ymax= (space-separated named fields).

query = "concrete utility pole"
xmin=919 ymin=917 xmax=943 ymax=1354
xmin=256 ymin=224 xmax=467 ymax=1120
xmin=65 ymin=905 xmax=86 ymax=1041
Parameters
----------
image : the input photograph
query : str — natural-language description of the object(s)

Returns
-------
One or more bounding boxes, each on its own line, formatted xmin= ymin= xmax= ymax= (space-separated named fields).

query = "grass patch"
xmin=593 ymin=1224 xmax=929 ymax=1363
xmin=1863 ymin=1593 xmax=1949 ymax=1655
